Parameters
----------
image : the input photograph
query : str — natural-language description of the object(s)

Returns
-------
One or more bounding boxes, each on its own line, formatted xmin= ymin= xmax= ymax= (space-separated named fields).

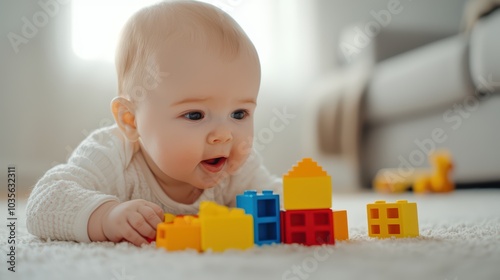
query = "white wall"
xmin=0 ymin=1 xmax=117 ymax=191
xmin=0 ymin=0 xmax=467 ymax=192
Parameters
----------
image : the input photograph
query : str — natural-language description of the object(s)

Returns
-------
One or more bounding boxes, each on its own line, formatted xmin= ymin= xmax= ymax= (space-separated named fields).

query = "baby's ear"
xmin=111 ymin=97 xmax=139 ymax=142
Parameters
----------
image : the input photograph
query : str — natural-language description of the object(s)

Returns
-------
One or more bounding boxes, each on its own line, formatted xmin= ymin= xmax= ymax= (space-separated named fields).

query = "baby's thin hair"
xmin=115 ymin=0 xmax=259 ymax=99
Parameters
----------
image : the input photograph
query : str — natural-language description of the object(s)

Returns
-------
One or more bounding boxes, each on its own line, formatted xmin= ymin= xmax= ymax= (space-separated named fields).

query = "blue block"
xmin=236 ymin=190 xmax=281 ymax=245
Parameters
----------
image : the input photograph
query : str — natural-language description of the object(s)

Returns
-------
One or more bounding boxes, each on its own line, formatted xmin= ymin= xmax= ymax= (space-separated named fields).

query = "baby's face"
xmin=134 ymin=42 xmax=260 ymax=189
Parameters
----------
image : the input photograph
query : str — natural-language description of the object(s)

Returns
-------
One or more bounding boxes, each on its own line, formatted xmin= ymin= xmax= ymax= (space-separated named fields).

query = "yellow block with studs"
xmin=199 ymin=201 xmax=254 ymax=252
xmin=283 ymin=158 xmax=332 ymax=210
xmin=367 ymin=200 xmax=419 ymax=238
xmin=156 ymin=215 xmax=201 ymax=251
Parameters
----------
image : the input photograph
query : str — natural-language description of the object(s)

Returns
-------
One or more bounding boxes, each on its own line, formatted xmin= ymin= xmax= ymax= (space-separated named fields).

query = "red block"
xmin=280 ymin=211 xmax=285 ymax=244
xmin=281 ymin=209 xmax=335 ymax=246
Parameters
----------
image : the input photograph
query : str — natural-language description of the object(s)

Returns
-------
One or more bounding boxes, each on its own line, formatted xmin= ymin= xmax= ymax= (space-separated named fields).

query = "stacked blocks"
xmin=156 ymin=202 xmax=254 ymax=252
xmin=236 ymin=190 xmax=281 ymax=245
xmin=155 ymin=158 xmax=351 ymax=252
xmin=199 ymin=201 xmax=254 ymax=252
xmin=156 ymin=215 xmax=201 ymax=251
xmin=281 ymin=158 xmax=339 ymax=245
xmin=367 ymin=200 xmax=419 ymax=238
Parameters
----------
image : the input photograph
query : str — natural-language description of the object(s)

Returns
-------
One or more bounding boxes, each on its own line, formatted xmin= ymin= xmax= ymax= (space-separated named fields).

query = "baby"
xmin=26 ymin=0 xmax=281 ymax=246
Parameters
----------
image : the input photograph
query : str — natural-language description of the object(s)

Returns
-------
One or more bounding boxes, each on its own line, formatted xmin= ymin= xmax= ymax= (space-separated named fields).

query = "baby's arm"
xmin=26 ymin=126 xmax=163 ymax=246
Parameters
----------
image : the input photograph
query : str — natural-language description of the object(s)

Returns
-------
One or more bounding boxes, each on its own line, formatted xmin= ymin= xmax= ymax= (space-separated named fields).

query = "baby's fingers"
xmin=144 ymin=201 xmax=164 ymax=221
xmin=121 ymin=222 xmax=148 ymax=246
xmin=138 ymin=205 xmax=163 ymax=230
xmin=128 ymin=212 xmax=156 ymax=241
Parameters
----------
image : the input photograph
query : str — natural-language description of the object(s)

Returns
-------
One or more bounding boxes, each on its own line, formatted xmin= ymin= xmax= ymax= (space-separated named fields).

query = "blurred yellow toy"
xmin=373 ymin=150 xmax=454 ymax=193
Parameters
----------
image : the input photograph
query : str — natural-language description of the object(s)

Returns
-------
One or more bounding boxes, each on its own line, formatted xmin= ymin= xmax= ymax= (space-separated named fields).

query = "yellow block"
xmin=284 ymin=158 xmax=328 ymax=177
xmin=156 ymin=215 xmax=201 ymax=251
xmin=199 ymin=201 xmax=254 ymax=252
xmin=333 ymin=210 xmax=349 ymax=241
xmin=283 ymin=176 xmax=332 ymax=210
xmin=367 ymin=200 xmax=419 ymax=238
xmin=164 ymin=213 xmax=175 ymax=223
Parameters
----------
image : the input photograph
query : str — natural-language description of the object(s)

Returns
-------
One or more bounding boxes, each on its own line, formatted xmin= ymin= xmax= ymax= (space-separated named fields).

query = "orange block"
xmin=333 ymin=210 xmax=349 ymax=241
xmin=156 ymin=215 xmax=201 ymax=252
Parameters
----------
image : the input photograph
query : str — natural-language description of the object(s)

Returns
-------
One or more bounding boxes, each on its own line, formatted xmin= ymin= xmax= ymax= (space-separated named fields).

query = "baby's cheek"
xmin=163 ymin=144 xmax=200 ymax=169
xmin=229 ymin=148 xmax=251 ymax=172
xmin=233 ymin=136 xmax=253 ymax=158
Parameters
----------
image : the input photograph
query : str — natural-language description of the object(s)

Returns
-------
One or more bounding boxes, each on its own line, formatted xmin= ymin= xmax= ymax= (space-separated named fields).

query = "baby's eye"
xmin=183 ymin=111 xmax=204 ymax=120
xmin=231 ymin=110 xmax=248 ymax=120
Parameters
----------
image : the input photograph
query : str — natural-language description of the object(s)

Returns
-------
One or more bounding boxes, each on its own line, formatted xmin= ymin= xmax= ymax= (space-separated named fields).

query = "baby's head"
xmin=112 ymin=1 xmax=261 ymax=190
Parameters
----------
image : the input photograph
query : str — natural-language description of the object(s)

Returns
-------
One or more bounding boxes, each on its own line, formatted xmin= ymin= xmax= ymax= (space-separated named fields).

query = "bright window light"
xmin=72 ymin=0 xmax=263 ymax=61
xmin=72 ymin=0 xmax=163 ymax=60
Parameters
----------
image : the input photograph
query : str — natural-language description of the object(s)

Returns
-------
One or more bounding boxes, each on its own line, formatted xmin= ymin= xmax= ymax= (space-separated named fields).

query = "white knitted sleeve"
xmin=26 ymin=126 xmax=132 ymax=242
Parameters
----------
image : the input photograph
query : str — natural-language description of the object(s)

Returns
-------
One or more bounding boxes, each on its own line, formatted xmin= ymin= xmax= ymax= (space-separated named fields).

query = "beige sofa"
xmin=305 ymin=5 xmax=500 ymax=190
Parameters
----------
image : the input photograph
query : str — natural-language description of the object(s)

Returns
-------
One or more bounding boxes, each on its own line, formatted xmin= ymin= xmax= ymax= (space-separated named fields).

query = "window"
xmin=71 ymin=0 xmax=268 ymax=61
xmin=72 ymin=0 xmax=163 ymax=60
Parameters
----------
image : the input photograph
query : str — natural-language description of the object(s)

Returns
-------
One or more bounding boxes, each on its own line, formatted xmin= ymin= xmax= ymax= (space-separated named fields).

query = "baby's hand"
xmin=91 ymin=199 xmax=164 ymax=246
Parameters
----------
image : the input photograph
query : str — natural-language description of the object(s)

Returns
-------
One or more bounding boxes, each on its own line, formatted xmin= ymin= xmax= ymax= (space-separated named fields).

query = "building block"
xmin=283 ymin=158 xmax=332 ymax=210
xmin=281 ymin=209 xmax=335 ymax=246
xmin=367 ymin=200 xmax=419 ymax=238
xmin=333 ymin=210 xmax=349 ymax=241
xmin=148 ymin=213 xmax=176 ymax=244
xmin=156 ymin=215 xmax=201 ymax=251
xmin=280 ymin=211 xmax=285 ymax=244
xmin=236 ymin=190 xmax=281 ymax=245
xmin=199 ymin=201 xmax=254 ymax=252
xmin=164 ymin=213 xmax=176 ymax=223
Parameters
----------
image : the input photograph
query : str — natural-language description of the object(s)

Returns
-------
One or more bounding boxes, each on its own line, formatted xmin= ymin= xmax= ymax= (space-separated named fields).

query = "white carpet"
xmin=1 ymin=189 xmax=500 ymax=280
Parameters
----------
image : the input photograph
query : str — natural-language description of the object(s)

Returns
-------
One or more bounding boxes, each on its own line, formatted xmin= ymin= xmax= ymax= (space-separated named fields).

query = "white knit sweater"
xmin=26 ymin=125 xmax=282 ymax=243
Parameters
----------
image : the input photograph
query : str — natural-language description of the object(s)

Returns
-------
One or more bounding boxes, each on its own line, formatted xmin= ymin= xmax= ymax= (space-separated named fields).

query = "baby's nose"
xmin=207 ymin=128 xmax=233 ymax=144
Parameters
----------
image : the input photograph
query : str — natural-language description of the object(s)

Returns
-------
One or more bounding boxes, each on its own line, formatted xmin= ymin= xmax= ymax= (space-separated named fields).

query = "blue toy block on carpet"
xmin=236 ymin=190 xmax=281 ymax=245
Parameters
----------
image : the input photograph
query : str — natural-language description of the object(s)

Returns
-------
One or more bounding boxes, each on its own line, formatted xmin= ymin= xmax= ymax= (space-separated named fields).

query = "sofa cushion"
xmin=364 ymin=35 xmax=474 ymax=125
xmin=469 ymin=8 xmax=500 ymax=93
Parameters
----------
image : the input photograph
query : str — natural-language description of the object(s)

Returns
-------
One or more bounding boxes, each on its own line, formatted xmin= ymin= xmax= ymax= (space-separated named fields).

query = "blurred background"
xmin=2 ymin=0 xmax=499 ymax=195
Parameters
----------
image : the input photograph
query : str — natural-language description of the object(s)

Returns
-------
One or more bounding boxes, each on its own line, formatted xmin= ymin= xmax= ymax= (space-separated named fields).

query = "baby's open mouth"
xmin=201 ymin=157 xmax=227 ymax=173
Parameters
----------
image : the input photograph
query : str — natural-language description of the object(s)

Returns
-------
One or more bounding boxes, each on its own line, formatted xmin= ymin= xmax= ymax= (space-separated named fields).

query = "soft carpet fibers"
xmin=1 ymin=189 xmax=499 ymax=280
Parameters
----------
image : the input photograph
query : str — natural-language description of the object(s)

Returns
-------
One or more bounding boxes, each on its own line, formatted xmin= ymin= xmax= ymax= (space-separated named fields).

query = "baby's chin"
xmin=195 ymin=171 xmax=233 ymax=190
